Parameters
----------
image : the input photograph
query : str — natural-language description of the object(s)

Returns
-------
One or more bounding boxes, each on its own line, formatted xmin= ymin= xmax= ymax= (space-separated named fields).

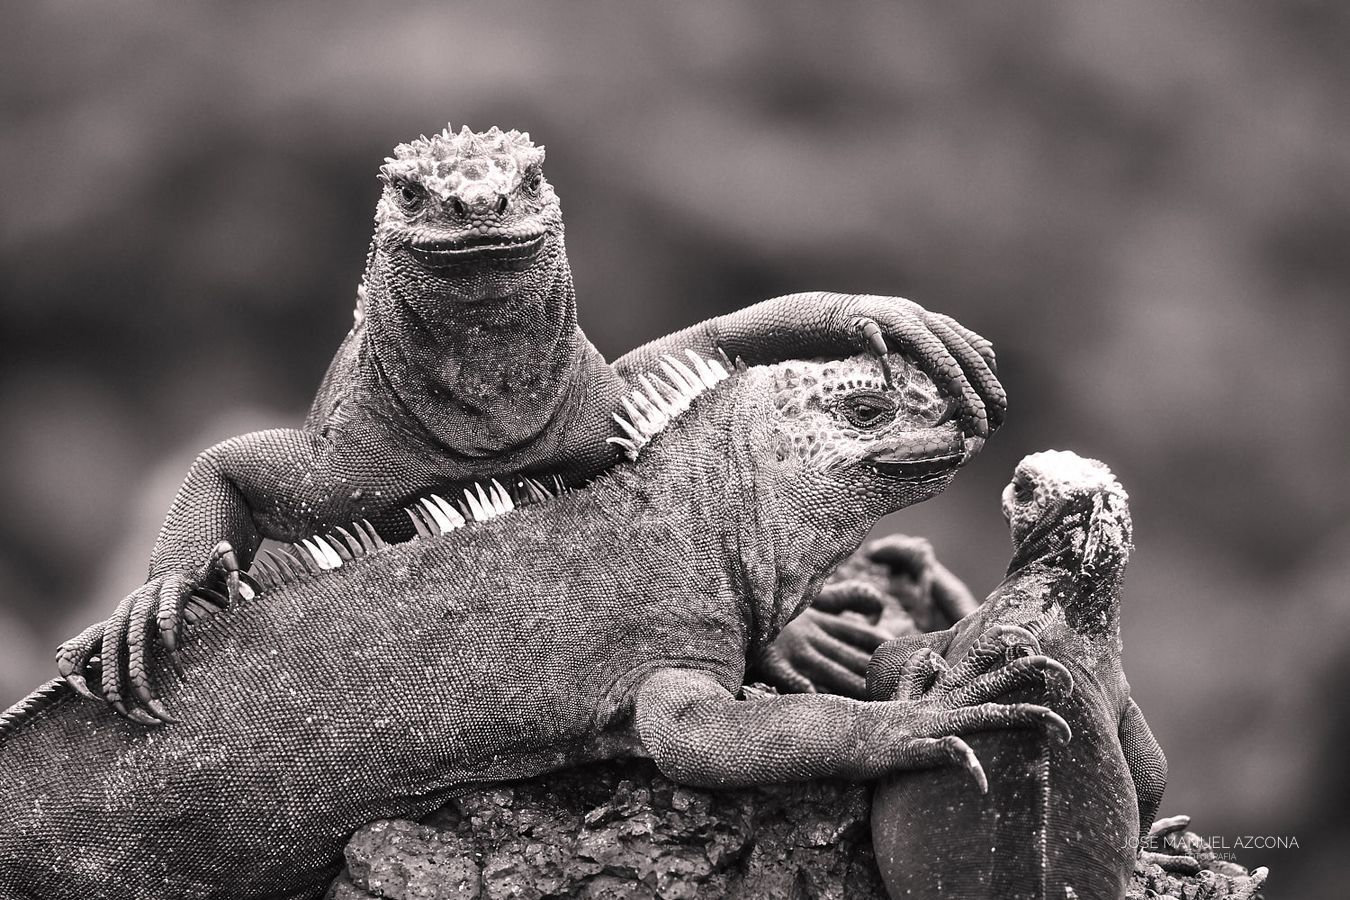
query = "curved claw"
xmin=855 ymin=317 xmax=897 ymax=389
xmin=947 ymin=700 xmax=1073 ymax=745
xmin=56 ymin=622 xmax=105 ymax=701
xmin=940 ymin=735 xmax=988 ymax=794
xmin=126 ymin=585 xmax=167 ymax=721
xmin=99 ymin=595 xmax=134 ymax=712
xmin=946 ymin=654 xmax=1074 ymax=709
xmin=905 ymin=735 xmax=988 ymax=793
xmin=208 ymin=541 xmax=245 ymax=604
xmin=111 ymin=699 xmax=160 ymax=726
xmin=946 ymin=624 xmax=1045 ymax=687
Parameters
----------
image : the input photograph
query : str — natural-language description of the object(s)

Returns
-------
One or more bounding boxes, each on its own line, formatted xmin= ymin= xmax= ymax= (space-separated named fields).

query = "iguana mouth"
xmin=866 ymin=429 xmax=965 ymax=479
xmin=409 ymin=230 xmax=548 ymax=271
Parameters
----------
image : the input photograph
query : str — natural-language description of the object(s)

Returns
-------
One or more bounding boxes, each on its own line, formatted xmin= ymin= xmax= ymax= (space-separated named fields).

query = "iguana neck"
xmin=998 ymin=545 xmax=1124 ymax=649
xmin=723 ymin=393 xmax=878 ymax=654
xmin=360 ymin=231 xmax=584 ymax=457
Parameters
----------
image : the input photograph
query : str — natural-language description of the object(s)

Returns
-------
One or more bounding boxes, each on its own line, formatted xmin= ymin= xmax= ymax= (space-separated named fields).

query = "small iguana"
xmin=55 ymin=124 xmax=1005 ymax=722
xmin=869 ymin=450 xmax=1167 ymax=900
xmin=2 ymin=352 xmax=1053 ymax=900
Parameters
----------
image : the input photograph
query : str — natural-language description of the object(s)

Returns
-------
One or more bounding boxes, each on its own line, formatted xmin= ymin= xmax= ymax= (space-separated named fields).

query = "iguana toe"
xmin=892 ymin=647 xmax=950 ymax=701
xmin=905 ymin=735 xmax=988 ymax=793
xmin=942 ymin=700 xmax=1072 ymax=745
xmin=55 ymin=621 xmax=105 ymax=701
xmin=946 ymin=654 xmax=1075 ymax=708
xmin=945 ymin=623 xmax=1045 ymax=686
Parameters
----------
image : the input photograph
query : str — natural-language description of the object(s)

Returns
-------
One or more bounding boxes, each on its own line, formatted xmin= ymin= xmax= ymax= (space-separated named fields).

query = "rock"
xmin=329 ymin=758 xmax=886 ymax=900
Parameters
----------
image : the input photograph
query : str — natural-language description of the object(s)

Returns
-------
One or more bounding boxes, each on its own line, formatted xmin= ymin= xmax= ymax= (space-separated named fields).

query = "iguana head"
xmin=608 ymin=350 xmax=972 ymax=646
xmin=368 ymin=125 xmax=561 ymax=303
xmin=1001 ymin=450 xmax=1132 ymax=635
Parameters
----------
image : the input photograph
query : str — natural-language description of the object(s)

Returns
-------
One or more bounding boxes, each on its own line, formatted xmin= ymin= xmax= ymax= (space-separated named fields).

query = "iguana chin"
xmin=2 ymin=352 xmax=1052 ymax=900
xmin=869 ymin=450 xmax=1167 ymax=900
xmin=55 ymin=124 xmax=1006 ymax=723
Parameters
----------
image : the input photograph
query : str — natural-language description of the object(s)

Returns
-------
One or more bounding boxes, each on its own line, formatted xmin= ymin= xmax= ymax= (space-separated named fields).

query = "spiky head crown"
xmin=378 ymin=125 xmax=545 ymax=200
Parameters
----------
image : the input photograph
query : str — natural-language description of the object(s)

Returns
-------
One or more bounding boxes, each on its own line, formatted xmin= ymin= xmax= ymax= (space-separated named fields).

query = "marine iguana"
xmin=54 ymin=124 xmax=1005 ymax=723
xmin=2 ymin=352 xmax=1055 ymax=900
xmin=868 ymin=450 xmax=1167 ymax=900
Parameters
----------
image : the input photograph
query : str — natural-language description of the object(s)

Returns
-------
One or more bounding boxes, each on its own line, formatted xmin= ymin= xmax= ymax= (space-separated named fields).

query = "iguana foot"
xmin=754 ymin=600 xmax=891 ymax=698
xmin=56 ymin=541 xmax=249 ymax=724
xmin=844 ymin=298 xmax=1004 ymax=446
xmin=1139 ymin=814 xmax=1202 ymax=874
xmin=879 ymin=625 xmax=1074 ymax=791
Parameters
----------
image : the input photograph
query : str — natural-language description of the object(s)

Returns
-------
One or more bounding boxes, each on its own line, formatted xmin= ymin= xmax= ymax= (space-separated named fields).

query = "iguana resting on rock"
xmin=869 ymin=450 xmax=1167 ymax=900
xmin=1 ymin=352 xmax=1055 ymax=900
xmin=54 ymin=124 xmax=1005 ymax=723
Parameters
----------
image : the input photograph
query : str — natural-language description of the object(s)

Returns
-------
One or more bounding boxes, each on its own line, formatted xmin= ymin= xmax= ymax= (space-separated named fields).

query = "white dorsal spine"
xmin=255 ymin=475 xmax=565 ymax=589
xmin=607 ymin=350 xmax=730 ymax=461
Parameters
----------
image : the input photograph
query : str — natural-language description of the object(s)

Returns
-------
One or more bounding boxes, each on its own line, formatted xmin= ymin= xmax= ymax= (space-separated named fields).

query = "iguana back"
xmin=3 ymin=476 xmax=735 ymax=898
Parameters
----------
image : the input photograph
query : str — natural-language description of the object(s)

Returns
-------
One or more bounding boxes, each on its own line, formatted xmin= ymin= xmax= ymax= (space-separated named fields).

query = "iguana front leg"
xmin=56 ymin=428 xmax=329 ymax=721
xmin=636 ymin=629 xmax=1071 ymax=791
xmin=612 ymin=292 xmax=1005 ymax=444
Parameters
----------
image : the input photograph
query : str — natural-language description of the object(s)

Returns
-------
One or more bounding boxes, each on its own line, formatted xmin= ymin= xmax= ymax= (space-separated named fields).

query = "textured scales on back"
xmin=2 ymin=351 xmax=1048 ymax=900
xmin=869 ymin=450 xmax=1166 ymax=900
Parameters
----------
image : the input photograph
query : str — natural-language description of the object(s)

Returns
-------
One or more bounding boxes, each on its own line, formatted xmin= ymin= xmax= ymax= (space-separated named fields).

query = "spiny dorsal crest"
xmin=247 ymin=474 xmax=566 ymax=591
xmin=378 ymin=124 xmax=545 ymax=200
xmin=608 ymin=349 xmax=734 ymax=461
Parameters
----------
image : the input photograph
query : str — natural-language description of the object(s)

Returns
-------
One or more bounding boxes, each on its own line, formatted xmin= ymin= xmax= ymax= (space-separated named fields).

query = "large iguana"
xmin=54 ymin=124 xmax=1005 ymax=722
xmin=1 ymin=352 xmax=1055 ymax=900
xmin=869 ymin=450 xmax=1167 ymax=900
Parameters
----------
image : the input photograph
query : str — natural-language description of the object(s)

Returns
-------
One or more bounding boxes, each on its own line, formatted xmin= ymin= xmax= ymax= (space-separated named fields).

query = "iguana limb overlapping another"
xmin=869 ymin=450 xmax=1167 ymax=900
xmin=2 ymin=352 xmax=1048 ymax=900
xmin=54 ymin=125 xmax=1005 ymax=722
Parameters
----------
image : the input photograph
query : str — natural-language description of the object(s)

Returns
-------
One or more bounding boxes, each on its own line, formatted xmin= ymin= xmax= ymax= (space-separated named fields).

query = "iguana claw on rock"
xmin=4 ymin=352 xmax=1036 ymax=900
xmin=870 ymin=450 xmax=1167 ymax=900
xmin=54 ymin=125 xmax=1005 ymax=722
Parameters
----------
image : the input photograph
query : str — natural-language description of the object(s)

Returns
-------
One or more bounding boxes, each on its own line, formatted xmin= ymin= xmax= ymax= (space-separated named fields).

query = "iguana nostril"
xmin=496 ymin=194 xmax=509 ymax=215
xmin=450 ymin=197 xmax=467 ymax=217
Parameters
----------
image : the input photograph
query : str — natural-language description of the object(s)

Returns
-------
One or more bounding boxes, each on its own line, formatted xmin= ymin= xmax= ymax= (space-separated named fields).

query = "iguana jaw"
xmin=407 ymin=227 xmax=549 ymax=272
xmin=864 ymin=427 xmax=966 ymax=479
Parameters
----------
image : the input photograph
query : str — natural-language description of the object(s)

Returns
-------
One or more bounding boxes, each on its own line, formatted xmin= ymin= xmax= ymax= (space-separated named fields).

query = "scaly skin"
xmin=55 ymin=125 xmax=1005 ymax=723
xmin=869 ymin=451 xmax=1168 ymax=900
xmin=4 ymin=353 xmax=1046 ymax=900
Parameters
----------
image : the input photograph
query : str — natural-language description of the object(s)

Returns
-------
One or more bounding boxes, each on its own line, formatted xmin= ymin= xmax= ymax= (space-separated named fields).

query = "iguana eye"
xmin=395 ymin=181 xmax=427 ymax=212
xmin=1012 ymin=476 xmax=1034 ymax=504
xmin=840 ymin=392 xmax=898 ymax=429
xmin=521 ymin=167 xmax=542 ymax=195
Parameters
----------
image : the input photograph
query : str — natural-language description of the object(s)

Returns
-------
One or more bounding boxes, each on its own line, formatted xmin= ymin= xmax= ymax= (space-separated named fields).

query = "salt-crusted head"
xmin=1002 ymin=451 xmax=1133 ymax=625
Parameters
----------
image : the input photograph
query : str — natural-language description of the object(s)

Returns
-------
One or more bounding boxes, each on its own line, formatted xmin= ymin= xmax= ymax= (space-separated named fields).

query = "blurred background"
xmin=2 ymin=1 xmax=1347 ymax=892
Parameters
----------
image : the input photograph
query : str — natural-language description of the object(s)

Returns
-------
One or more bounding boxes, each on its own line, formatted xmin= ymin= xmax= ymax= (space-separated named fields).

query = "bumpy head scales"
xmin=379 ymin=125 xmax=545 ymax=202
xmin=764 ymin=353 xmax=961 ymax=478
xmin=1003 ymin=449 xmax=1132 ymax=578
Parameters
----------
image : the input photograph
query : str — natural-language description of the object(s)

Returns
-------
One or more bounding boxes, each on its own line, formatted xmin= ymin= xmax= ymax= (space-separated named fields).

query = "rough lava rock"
xmin=327 ymin=757 xmax=885 ymax=900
